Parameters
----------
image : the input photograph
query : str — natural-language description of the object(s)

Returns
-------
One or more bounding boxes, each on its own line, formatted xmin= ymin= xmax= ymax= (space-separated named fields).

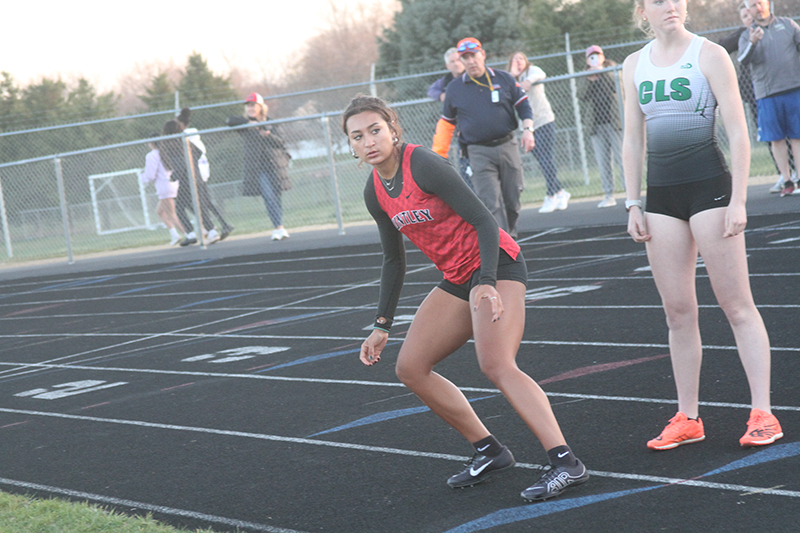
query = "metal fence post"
xmin=565 ymin=33 xmax=589 ymax=185
xmin=182 ymin=133 xmax=206 ymax=248
xmin=322 ymin=115 xmax=345 ymax=235
xmin=54 ymin=156 xmax=74 ymax=264
xmin=0 ymin=172 xmax=12 ymax=258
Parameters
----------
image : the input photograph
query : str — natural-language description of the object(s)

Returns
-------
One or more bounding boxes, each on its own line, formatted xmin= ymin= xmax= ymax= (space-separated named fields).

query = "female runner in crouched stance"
xmin=622 ymin=0 xmax=782 ymax=449
xmin=343 ymin=94 xmax=588 ymax=501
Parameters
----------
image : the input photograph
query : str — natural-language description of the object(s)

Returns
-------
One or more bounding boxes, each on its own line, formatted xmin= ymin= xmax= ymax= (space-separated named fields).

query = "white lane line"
xmin=1 ymin=407 xmax=798 ymax=499
xmin=1 ymin=362 xmax=798 ymax=412
xmin=0 ymin=476 xmax=305 ymax=533
xmin=3 ymin=303 xmax=800 ymax=322
xmin=3 ymin=333 xmax=800 ymax=354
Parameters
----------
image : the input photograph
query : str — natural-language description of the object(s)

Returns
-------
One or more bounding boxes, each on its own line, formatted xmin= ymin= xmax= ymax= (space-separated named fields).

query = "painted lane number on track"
xmin=15 ymin=380 xmax=127 ymax=400
xmin=181 ymin=346 xmax=290 ymax=364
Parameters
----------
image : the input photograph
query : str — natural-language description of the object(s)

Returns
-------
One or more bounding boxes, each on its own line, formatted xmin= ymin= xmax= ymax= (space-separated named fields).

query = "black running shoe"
xmin=520 ymin=461 xmax=589 ymax=501
xmin=447 ymin=446 xmax=515 ymax=488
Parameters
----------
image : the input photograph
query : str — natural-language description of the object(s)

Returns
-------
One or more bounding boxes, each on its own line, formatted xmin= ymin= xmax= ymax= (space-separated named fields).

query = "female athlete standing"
xmin=622 ymin=0 xmax=782 ymax=449
xmin=343 ymin=94 xmax=588 ymax=501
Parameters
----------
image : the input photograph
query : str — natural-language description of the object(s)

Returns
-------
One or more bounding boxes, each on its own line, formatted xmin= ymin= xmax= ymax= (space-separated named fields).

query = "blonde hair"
xmin=632 ymin=0 xmax=654 ymax=37
xmin=506 ymin=51 xmax=530 ymax=76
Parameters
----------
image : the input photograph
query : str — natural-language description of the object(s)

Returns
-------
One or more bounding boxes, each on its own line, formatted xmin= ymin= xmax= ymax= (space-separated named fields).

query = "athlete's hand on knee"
xmin=472 ymin=285 xmax=503 ymax=322
xmin=627 ymin=209 xmax=650 ymax=243
xmin=723 ymin=202 xmax=747 ymax=238
xmin=360 ymin=329 xmax=388 ymax=366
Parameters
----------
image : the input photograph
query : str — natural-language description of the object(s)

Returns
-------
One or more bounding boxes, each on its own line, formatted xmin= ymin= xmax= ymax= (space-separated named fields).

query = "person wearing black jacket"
xmin=227 ymin=93 xmax=292 ymax=241
xmin=159 ymin=120 xmax=220 ymax=246
xmin=176 ymin=108 xmax=234 ymax=240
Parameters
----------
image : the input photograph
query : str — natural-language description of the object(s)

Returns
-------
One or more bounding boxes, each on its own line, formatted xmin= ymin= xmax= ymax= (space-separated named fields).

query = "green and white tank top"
xmin=634 ymin=34 xmax=730 ymax=186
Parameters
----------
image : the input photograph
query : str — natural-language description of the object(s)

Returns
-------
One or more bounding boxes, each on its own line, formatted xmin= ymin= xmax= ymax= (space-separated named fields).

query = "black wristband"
xmin=374 ymin=316 xmax=392 ymax=332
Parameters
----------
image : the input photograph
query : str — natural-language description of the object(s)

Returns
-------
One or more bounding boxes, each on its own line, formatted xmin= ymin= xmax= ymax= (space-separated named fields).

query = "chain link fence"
xmin=0 ymin=25 xmax=784 ymax=266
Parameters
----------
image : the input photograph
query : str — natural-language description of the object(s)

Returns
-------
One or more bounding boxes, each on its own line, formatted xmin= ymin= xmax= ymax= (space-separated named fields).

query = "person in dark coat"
xmin=227 ymin=93 xmax=292 ymax=241
xmin=159 ymin=120 xmax=220 ymax=246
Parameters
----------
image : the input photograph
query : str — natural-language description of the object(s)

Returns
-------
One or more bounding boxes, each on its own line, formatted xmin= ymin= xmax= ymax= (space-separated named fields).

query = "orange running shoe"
xmin=647 ymin=412 xmax=705 ymax=450
xmin=740 ymin=409 xmax=784 ymax=447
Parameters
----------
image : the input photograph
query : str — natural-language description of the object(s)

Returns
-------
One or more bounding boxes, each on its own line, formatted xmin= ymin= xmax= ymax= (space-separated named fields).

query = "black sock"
xmin=547 ymin=445 xmax=578 ymax=467
xmin=472 ymin=435 xmax=504 ymax=457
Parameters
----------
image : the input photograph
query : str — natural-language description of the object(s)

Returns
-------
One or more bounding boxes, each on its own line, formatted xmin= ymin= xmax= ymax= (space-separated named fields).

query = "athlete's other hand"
xmin=627 ymin=207 xmax=650 ymax=242
xmin=723 ymin=201 xmax=747 ymax=238
xmin=360 ymin=329 xmax=388 ymax=366
xmin=472 ymin=285 xmax=504 ymax=323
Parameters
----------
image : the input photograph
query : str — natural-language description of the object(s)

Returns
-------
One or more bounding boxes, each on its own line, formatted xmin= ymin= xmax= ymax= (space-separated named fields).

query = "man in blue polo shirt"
xmin=432 ymin=37 xmax=535 ymax=238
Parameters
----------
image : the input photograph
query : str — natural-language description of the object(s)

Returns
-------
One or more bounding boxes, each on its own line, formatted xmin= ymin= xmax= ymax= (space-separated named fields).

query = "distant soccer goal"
xmin=88 ymin=169 xmax=159 ymax=235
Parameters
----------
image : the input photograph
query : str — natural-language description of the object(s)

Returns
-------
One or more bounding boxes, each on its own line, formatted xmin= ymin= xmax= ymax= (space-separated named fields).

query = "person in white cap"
xmin=227 ymin=93 xmax=292 ymax=241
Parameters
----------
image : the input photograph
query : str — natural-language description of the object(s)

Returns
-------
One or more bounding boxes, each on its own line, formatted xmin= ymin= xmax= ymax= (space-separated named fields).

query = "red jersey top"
xmin=373 ymin=144 xmax=519 ymax=284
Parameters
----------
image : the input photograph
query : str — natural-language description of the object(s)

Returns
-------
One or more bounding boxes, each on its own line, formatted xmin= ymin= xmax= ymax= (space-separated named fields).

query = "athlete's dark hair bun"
xmin=177 ymin=107 xmax=192 ymax=126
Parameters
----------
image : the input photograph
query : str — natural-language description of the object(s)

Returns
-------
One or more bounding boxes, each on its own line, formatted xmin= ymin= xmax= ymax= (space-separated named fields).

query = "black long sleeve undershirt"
xmin=364 ymin=145 xmax=501 ymax=330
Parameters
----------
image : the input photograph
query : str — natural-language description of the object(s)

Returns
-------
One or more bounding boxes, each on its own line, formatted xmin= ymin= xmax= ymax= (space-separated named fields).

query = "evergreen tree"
xmin=0 ymin=72 xmax=22 ymax=131
xmin=140 ymin=72 xmax=175 ymax=111
xmin=20 ymin=77 xmax=68 ymax=127
xmin=66 ymin=78 xmax=118 ymax=121
xmin=177 ymin=52 xmax=237 ymax=107
xmin=378 ymin=0 xmax=525 ymax=79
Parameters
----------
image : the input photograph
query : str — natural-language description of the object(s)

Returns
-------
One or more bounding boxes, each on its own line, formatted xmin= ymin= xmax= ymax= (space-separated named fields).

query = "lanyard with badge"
xmin=469 ymin=71 xmax=500 ymax=103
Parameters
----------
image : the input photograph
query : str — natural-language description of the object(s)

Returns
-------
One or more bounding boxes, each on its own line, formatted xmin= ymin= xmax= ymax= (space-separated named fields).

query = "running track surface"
xmin=0 ymin=203 xmax=798 ymax=533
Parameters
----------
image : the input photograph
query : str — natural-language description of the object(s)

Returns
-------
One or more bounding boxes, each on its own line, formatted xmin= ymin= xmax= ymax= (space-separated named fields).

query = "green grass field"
xmin=0 ymin=491 xmax=222 ymax=533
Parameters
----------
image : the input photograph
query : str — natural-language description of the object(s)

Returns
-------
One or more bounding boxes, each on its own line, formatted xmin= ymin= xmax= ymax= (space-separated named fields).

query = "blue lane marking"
xmin=113 ymin=282 xmax=181 ymax=296
xmin=445 ymin=439 xmax=800 ymax=531
xmin=171 ymin=293 xmax=257 ymax=310
xmin=164 ymin=260 xmax=213 ymax=270
xmin=308 ymin=406 xmax=431 ymax=437
xmin=702 ymin=440 xmax=800 ymax=477
xmin=307 ymin=394 xmax=499 ymax=438
xmin=258 ymin=347 xmax=363 ymax=372
xmin=443 ymin=486 xmax=660 ymax=533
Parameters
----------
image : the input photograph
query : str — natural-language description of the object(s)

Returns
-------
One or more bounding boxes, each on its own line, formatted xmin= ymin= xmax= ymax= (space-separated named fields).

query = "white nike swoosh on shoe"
xmin=470 ymin=460 xmax=493 ymax=476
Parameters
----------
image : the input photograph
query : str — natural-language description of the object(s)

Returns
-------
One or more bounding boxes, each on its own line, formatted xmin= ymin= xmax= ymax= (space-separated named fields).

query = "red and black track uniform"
xmin=364 ymin=143 xmax=519 ymax=330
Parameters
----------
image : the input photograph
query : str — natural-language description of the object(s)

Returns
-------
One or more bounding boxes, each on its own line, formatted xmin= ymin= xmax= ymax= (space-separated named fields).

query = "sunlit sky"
xmin=3 ymin=0 xmax=391 ymax=90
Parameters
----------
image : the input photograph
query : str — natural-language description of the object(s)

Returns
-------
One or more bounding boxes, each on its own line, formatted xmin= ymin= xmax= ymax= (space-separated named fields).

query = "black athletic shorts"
xmin=438 ymin=249 xmax=528 ymax=302
xmin=645 ymin=173 xmax=732 ymax=222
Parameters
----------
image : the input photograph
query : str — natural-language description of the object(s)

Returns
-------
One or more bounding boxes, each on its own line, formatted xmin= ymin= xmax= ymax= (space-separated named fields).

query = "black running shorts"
xmin=438 ymin=249 xmax=528 ymax=302
xmin=645 ymin=173 xmax=732 ymax=222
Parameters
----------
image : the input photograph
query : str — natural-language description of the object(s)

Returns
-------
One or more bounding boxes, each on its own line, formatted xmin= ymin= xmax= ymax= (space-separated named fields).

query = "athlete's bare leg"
xmin=471 ymin=280 xmax=567 ymax=451
xmin=690 ymin=208 xmax=772 ymax=412
xmin=395 ymin=287 xmax=489 ymax=443
xmin=645 ymin=212 xmax=703 ymax=419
